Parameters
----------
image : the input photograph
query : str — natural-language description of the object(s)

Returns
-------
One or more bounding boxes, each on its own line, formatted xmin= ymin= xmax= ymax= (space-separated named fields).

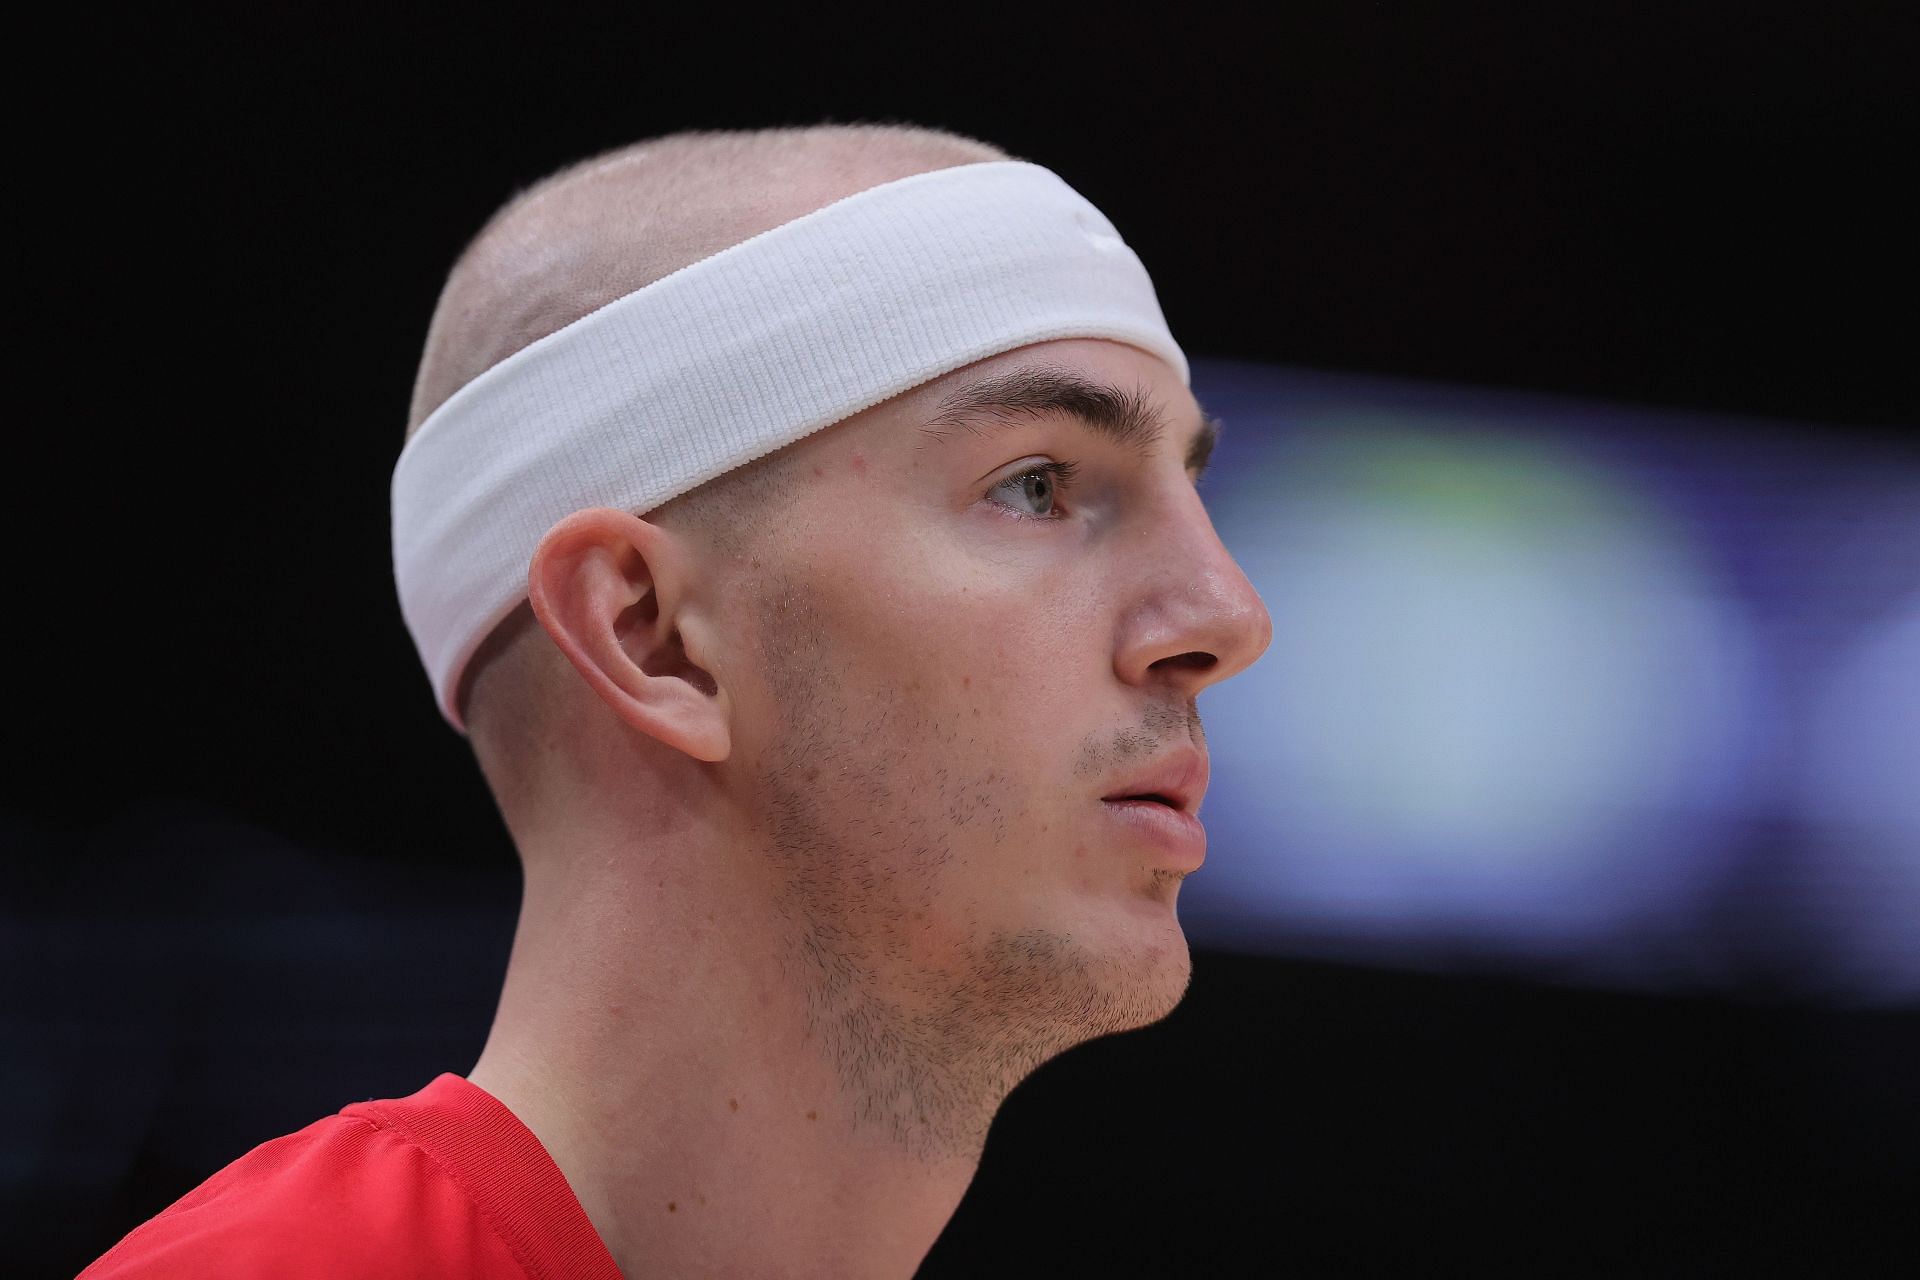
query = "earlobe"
xmin=526 ymin=508 xmax=731 ymax=762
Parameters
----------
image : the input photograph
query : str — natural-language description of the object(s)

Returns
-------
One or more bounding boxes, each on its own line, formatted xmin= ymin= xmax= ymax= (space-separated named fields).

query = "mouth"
xmin=1098 ymin=749 xmax=1208 ymax=817
xmin=1105 ymin=793 xmax=1179 ymax=809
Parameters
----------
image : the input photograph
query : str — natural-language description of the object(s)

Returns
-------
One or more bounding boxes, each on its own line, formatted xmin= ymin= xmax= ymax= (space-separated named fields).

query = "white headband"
xmin=392 ymin=159 xmax=1189 ymax=732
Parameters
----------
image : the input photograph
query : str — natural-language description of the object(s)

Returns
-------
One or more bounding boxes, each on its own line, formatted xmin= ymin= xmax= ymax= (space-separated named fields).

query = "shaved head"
xmin=405 ymin=123 xmax=1009 ymax=790
xmin=407 ymin=125 xmax=1009 ymax=434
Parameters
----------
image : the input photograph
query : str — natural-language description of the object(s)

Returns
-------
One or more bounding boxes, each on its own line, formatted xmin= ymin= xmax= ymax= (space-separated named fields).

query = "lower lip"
xmin=1101 ymin=800 xmax=1206 ymax=872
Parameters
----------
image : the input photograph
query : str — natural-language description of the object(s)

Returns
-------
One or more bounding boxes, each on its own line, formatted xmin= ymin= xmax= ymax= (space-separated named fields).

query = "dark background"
xmin=8 ymin=5 xmax=1917 ymax=1276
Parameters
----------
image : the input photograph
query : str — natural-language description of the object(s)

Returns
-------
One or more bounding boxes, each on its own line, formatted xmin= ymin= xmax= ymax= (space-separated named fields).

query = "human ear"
xmin=525 ymin=507 xmax=730 ymax=762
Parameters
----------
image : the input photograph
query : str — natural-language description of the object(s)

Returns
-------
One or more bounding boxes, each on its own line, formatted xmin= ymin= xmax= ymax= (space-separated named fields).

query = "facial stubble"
xmin=743 ymin=570 xmax=1192 ymax=1163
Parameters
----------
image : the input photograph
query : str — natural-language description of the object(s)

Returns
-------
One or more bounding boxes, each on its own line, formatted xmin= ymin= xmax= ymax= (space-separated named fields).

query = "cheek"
xmin=807 ymin=539 xmax=1103 ymax=820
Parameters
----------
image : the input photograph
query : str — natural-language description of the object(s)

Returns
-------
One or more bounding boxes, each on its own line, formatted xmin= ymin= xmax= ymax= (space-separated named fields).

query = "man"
xmin=85 ymin=122 xmax=1272 ymax=1278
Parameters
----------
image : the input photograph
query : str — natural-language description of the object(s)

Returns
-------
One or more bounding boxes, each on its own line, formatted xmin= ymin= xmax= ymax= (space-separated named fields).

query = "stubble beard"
xmin=748 ymin=577 xmax=1190 ymax=1164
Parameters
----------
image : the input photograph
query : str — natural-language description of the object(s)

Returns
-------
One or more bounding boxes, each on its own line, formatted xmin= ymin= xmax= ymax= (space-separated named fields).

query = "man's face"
xmin=724 ymin=337 xmax=1272 ymax=1140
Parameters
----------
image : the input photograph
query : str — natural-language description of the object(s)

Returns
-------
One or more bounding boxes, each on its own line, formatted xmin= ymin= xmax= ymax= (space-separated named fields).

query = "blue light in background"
xmin=1184 ymin=359 xmax=1916 ymax=1003
xmin=1791 ymin=476 xmax=1920 ymax=1003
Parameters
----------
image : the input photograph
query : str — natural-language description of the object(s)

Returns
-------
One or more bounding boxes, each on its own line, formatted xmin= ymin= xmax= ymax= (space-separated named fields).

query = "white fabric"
xmin=391 ymin=159 xmax=1188 ymax=731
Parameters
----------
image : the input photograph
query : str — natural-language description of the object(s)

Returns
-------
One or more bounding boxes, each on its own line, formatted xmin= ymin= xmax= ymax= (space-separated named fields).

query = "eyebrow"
xmin=917 ymin=366 xmax=1221 ymax=480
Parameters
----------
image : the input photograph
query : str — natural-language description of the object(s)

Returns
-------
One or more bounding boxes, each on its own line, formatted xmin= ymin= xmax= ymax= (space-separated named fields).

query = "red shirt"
xmin=81 ymin=1074 xmax=624 ymax=1279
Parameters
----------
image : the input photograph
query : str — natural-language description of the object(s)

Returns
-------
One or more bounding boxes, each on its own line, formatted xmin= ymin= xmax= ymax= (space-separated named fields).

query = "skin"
xmin=466 ymin=332 xmax=1273 ymax=1278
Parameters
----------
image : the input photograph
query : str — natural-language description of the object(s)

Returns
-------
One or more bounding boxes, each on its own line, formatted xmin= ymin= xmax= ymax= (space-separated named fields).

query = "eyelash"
xmin=987 ymin=459 xmax=1082 ymax=523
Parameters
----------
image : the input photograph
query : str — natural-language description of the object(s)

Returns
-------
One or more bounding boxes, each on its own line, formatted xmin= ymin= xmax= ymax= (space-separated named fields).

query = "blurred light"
xmin=1189 ymin=363 xmax=1767 ymax=973
xmin=1794 ymin=473 xmax=1920 ymax=1004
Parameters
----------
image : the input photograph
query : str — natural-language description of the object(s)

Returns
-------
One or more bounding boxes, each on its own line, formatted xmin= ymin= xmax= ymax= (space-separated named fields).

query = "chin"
xmin=1106 ymin=882 xmax=1196 ymax=1021
xmin=999 ymin=911 xmax=1194 ymax=1045
xmin=1125 ymin=928 xmax=1195 ymax=1030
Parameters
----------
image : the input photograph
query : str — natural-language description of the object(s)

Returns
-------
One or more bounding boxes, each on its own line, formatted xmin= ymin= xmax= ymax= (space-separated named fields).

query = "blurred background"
xmin=7 ymin=5 xmax=1916 ymax=1276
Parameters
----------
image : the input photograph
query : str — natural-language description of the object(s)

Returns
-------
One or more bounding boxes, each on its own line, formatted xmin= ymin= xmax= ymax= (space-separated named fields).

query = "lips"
xmin=1099 ymin=749 xmax=1208 ymax=817
xmin=1100 ymin=793 xmax=1208 ymax=872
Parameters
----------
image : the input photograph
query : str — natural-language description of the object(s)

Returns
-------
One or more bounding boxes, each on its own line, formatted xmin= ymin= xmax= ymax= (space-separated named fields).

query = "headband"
xmin=392 ymin=159 xmax=1189 ymax=732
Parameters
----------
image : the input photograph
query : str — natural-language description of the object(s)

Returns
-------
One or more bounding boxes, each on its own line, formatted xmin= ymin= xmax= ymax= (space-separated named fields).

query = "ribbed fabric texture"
xmin=390 ymin=159 xmax=1188 ymax=730
xmin=345 ymin=1074 xmax=621 ymax=1279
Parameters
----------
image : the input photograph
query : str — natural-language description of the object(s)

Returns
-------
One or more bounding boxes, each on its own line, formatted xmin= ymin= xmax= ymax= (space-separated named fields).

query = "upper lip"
xmin=1100 ymin=749 xmax=1209 ymax=816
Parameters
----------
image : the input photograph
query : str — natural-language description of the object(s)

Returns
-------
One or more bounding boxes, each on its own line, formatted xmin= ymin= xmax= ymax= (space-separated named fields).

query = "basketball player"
xmin=83 ymin=122 xmax=1272 ymax=1279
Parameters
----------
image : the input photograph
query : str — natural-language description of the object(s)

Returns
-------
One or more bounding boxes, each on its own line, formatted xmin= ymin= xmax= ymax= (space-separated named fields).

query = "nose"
xmin=1114 ymin=487 xmax=1274 ymax=697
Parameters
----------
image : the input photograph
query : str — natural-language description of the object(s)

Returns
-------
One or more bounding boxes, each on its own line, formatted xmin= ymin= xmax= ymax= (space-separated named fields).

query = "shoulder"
xmin=81 ymin=1107 xmax=528 ymax=1279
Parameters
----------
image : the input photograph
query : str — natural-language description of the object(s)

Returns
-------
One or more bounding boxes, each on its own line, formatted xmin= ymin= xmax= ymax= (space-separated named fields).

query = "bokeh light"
xmin=1185 ymin=359 xmax=1915 ymax=1001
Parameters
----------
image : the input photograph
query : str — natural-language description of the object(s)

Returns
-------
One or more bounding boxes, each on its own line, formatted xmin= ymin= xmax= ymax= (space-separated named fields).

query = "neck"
xmin=467 ymin=842 xmax=989 ymax=1280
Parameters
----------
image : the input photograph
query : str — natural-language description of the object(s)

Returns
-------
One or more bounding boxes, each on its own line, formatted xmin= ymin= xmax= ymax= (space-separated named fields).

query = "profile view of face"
xmin=717 ymin=335 xmax=1273 ymax=1104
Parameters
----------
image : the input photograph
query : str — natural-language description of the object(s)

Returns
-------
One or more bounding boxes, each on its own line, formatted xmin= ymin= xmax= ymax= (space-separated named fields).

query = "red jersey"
xmin=80 ymin=1073 xmax=623 ymax=1279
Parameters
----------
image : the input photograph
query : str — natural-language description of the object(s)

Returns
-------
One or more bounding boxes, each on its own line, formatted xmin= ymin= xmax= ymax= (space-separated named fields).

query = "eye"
xmin=986 ymin=459 xmax=1081 ymax=522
